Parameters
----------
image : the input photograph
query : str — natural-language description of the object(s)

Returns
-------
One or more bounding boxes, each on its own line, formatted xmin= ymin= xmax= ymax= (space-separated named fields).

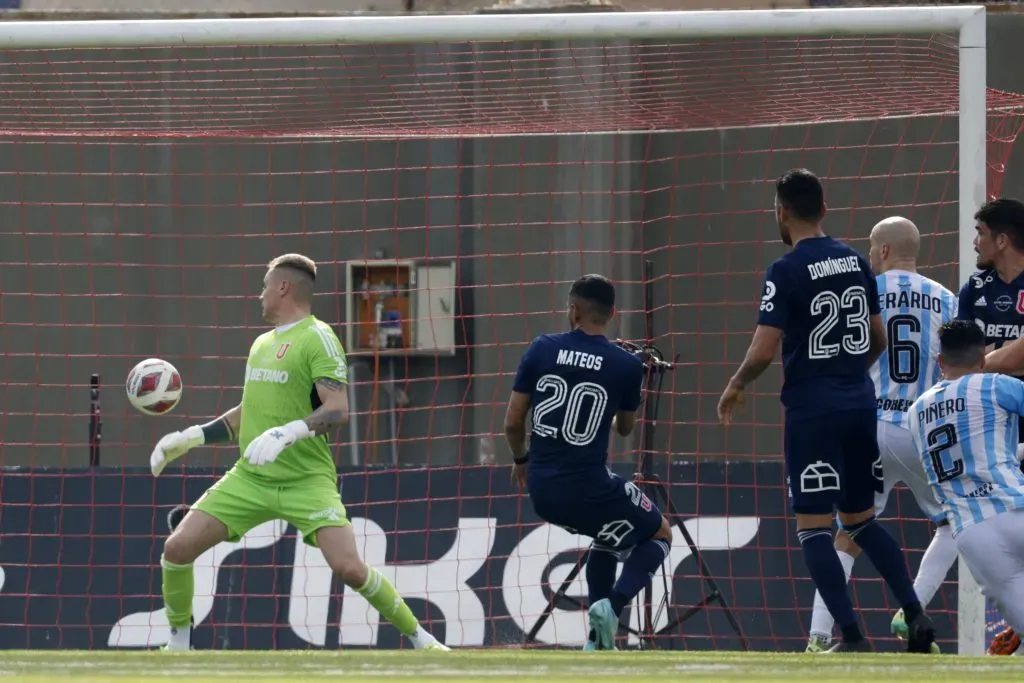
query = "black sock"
xmin=845 ymin=517 xmax=919 ymax=611
xmin=607 ymin=538 xmax=670 ymax=616
xmin=586 ymin=547 xmax=618 ymax=605
xmin=798 ymin=528 xmax=860 ymax=639
xmin=902 ymin=601 xmax=923 ymax=624
xmin=841 ymin=623 xmax=865 ymax=643
xmin=609 ymin=589 xmax=630 ymax=616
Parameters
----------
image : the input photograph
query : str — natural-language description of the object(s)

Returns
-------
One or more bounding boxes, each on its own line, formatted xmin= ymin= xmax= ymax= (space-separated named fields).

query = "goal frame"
xmin=4 ymin=4 xmax=988 ymax=654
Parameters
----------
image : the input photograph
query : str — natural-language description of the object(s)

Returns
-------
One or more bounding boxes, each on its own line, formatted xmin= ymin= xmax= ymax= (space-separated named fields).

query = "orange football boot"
xmin=988 ymin=627 xmax=1021 ymax=656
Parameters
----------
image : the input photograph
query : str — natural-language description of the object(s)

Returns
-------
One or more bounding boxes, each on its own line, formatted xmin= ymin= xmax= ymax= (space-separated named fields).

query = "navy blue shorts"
xmin=528 ymin=472 xmax=663 ymax=551
xmin=784 ymin=408 xmax=880 ymax=515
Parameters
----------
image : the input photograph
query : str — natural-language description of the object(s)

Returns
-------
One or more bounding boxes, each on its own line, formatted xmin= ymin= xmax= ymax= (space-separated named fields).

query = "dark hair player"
xmin=955 ymin=197 xmax=1024 ymax=655
xmin=718 ymin=168 xmax=936 ymax=653
xmin=504 ymin=274 xmax=673 ymax=651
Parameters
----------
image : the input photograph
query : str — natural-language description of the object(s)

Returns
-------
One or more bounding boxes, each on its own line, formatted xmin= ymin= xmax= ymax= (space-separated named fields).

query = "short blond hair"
xmin=268 ymin=253 xmax=317 ymax=282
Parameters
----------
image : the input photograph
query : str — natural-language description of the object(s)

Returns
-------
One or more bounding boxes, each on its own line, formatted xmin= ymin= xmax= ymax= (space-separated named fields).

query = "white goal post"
xmin=2 ymin=4 xmax=988 ymax=654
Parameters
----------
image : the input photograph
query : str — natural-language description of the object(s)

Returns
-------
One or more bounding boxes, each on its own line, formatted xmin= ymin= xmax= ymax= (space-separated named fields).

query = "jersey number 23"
xmin=809 ymin=286 xmax=870 ymax=359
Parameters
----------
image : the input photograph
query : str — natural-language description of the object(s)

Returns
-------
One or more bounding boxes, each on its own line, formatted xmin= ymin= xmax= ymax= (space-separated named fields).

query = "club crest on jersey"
xmin=276 ymin=343 xmax=291 ymax=360
xmin=1016 ymin=291 xmax=1024 ymax=315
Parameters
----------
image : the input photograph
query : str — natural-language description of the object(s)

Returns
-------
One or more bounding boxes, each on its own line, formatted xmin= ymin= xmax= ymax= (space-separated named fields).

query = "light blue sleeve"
xmin=994 ymin=375 xmax=1024 ymax=415
xmin=944 ymin=287 xmax=959 ymax=323
xmin=907 ymin=399 xmax=925 ymax=454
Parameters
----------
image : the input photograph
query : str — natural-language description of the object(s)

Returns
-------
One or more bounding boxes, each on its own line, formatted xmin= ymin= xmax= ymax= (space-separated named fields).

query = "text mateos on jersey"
xmin=555 ymin=348 xmax=603 ymax=371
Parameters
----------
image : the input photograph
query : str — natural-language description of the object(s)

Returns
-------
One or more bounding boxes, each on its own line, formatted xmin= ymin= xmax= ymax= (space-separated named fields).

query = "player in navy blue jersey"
xmin=957 ymin=199 xmax=1024 ymax=355
xmin=954 ymin=197 xmax=1024 ymax=654
xmin=957 ymin=198 xmax=1024 ymax=429
xmin=717 ymin=169 xmax=936 ymax=653
xmin=505 ymin=274 xmax=673 ymax=652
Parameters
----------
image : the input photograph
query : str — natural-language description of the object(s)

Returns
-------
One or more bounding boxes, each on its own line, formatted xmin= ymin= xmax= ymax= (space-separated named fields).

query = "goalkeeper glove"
xmin=243 ymin=420 xmax=314 ymax=467
xmin=150 ymin=425 xmax=204 ymax=477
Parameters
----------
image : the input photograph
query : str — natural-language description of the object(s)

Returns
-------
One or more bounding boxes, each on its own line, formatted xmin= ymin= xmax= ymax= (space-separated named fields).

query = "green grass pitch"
xmin=1 ymin=650 xmax=1024 ymax=682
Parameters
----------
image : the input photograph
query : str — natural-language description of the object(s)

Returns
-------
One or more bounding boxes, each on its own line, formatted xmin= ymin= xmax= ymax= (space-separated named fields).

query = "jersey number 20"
xmin=808 ymin=286 xmax=870 ymax=359
xmin=532 ymin=374 xmax=609 ymax=446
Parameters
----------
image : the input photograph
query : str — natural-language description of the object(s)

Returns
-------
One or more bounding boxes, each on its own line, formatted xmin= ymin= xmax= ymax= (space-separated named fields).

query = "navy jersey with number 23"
xmin=513 ymin=329 xmax=645 ymax=480
xmin=759 ymin=236 xmax=880 ymax=417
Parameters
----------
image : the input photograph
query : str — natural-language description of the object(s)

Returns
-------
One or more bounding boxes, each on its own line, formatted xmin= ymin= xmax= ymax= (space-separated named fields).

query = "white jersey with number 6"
xmin=908 ymin=373 xmax=1024 ymax=537
xmin=870 ymin=270 xmax=957 ymax=428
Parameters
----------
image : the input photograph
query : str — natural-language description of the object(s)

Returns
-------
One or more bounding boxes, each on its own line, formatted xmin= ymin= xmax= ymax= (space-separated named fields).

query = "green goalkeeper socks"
xmin=161 ymin=555 xmax=194 ymax=630
xmin=357 ymin=566 xmax=419 ymax=637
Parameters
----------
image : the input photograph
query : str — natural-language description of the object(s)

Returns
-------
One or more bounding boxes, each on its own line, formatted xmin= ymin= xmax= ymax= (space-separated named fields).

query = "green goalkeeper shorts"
xmin=192 ymin=468 xmax=349 ymax=547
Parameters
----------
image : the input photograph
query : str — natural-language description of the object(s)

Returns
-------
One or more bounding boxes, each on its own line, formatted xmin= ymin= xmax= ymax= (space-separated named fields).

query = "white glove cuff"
xmin=183 ymin=424 xmax=205 ymax=446
xmin=285 ymin=419 xmax=315 ymax=441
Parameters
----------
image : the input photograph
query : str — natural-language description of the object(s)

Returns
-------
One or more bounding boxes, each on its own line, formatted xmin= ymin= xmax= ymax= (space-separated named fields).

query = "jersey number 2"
xmin=925 ymin=423 xmax=964 ymax=483
xmin=532 ymin=374 xmax=609 ymax=446
xmin=809 ymin=286 xmax=870 ymax=359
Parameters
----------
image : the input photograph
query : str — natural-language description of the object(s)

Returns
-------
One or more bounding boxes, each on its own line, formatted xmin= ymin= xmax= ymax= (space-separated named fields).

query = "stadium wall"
xmin=4 ymin=14 xmax=1024 ymax=470
xmin=0 ymin=462 xmax=956 ymax=651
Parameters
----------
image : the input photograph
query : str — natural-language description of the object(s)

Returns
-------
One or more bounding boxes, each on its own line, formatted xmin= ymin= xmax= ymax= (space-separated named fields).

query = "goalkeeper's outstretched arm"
xmin=150 ymin=404 xmax=241 ymax=477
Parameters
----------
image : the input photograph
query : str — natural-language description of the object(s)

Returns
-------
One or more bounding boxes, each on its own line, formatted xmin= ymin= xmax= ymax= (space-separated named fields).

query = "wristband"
xmin=513 ymin=455 xmax=529 ymax=465
xmin=199 ymin=418 xmax=234 ymax=444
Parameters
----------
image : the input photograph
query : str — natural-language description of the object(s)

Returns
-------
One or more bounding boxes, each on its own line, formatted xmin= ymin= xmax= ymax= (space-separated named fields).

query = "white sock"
xmin=809 ymin=550 xmax=856 ymax=639
xmin=409 ymin=625 xmax=435 ymax=649
xmin=167 ymin=622 xmax=191 ymax=651
xmin=913 ymin=524 xmax=957 ymax=606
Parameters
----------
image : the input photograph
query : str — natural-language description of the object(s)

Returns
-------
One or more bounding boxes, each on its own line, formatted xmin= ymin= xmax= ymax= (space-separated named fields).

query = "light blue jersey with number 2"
xmin=908 ymin=373 xmax=1024 ymax=537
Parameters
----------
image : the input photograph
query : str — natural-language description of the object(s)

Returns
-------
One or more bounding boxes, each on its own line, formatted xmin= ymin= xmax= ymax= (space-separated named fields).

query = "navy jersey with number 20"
xmin=513 ymin=329 xmax=645 ymax=480
xmin=758 ymin=236 xmax=881 ymax=417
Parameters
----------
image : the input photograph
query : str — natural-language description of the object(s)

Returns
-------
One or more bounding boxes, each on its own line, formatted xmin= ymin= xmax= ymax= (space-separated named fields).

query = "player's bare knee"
xmin=795 ymin=512 xmax=833 ymax=532
xmin=332 ymin=559 xmax=369 ymax=588
xmin=653 ymin=515 xmax=673 ymax=543
xmin=837 ymin=508 xmax=875 ymax=529
xmin=162 ymin=510 xmax=227 ymax=565
xmin=316 ymin=525 xmax=369 ymax=587
xmin=163 ymin=530 xmax=201 ymax=565
xmin=834 ymin=529 xmax=862 ymax=557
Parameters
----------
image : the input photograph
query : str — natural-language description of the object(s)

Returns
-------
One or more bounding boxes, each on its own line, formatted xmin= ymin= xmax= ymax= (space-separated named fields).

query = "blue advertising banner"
xmin=0 ymin=462 xmax=957 ymax=651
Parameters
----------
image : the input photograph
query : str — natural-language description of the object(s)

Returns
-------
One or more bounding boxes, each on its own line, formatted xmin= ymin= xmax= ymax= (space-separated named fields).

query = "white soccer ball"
xmin=126 ymin=358 xmax=183 ymax=416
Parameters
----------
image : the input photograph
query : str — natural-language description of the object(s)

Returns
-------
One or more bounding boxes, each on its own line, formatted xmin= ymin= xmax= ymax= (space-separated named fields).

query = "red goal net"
xmin=2 ymin=31 xmax=1024 ymax=652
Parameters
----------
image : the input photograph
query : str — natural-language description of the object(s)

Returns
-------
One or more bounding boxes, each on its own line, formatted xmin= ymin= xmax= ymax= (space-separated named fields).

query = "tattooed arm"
xmin=304 ymin=377 xmax=350 ymax=435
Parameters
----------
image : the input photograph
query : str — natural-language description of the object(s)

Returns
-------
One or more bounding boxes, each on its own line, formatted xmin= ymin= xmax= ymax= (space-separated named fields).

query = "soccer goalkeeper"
xmin=149 ymin=253 xmax=447 ymax=652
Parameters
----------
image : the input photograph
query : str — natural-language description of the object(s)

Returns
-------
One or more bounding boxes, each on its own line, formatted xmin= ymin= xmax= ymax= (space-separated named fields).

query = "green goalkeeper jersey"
xmin=234 ymin=315 xmax=348 ymax=484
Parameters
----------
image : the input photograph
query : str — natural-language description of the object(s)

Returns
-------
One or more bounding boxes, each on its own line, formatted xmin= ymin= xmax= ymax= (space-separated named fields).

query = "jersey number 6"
xmin=531 ymin=374 xmax=609 ymax=447
xmin=886 ymin=314 xmax=921 ymax=384
xmin=808 ymin=286 xmax=871 ymax=359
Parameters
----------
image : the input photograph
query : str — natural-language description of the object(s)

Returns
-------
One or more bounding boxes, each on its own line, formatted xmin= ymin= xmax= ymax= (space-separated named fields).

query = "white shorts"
xmin=874 ymin=420 xmax=944 ymax=523
xmin=956 ymin=509 xmax=1024 ymax=633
